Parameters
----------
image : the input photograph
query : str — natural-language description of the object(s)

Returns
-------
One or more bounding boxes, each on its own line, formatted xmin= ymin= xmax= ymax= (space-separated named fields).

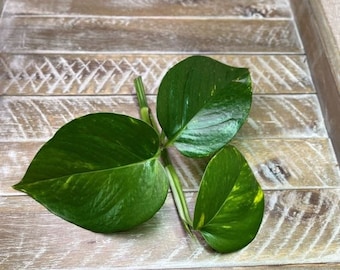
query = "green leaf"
xmin=193 ymin=145 xmax=264 ymax=253
xmin=13 ymin=113 xmax=169 ymax=233
xmin=157 ymin=55 xmax=252 ymax=157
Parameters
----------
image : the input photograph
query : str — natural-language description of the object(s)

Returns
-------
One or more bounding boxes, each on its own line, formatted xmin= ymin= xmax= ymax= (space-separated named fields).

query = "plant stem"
xmin=161 ymin=149 xmax=193 ymax=229
xmin=134 ymin=76 xmax=159 ymax=130
xmin=134 ymin=76 xmax=193 ymax=232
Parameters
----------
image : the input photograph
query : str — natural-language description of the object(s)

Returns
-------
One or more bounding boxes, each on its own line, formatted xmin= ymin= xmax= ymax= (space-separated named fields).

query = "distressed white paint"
xmin=0 ymin=94 xmax=327 ymax=141
xmin=0 ymin=0 xmax=339 ymax=268
xmin=3 ymin=0 xmax=292 ymax=17
xmin=0 ymin=191 xmax=339 ymax=269
xmin=0 ymin=55 xmax=314 ymax=95
xmin=0 ymin=17 xmax=303 ymax=53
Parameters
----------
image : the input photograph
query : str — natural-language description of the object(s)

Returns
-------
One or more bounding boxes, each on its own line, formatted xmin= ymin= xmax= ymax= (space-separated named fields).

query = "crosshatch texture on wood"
xmin=0 ymin=190 xmax=339 ymax=269
xmin=0 ymin=95 xmax=327 ymax=141
xmin=2 ymin=138 xmax=339 ymax=196
xmin=3 ymin=0 xmax=292 ymax=17
xmin=1 ymin=0 xmax=340 ymax=268
xmin=0 ymin=17 xmax=302 ymax=53
xmin=0 ymin=54 xmax=314 ymax=95
xmin=170 ymin=139 xmax=340 ymax=190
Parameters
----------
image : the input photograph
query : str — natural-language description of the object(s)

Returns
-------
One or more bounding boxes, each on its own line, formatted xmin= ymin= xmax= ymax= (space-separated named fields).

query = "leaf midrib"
xmin=14 ymin=155 xmax=161 ymax=190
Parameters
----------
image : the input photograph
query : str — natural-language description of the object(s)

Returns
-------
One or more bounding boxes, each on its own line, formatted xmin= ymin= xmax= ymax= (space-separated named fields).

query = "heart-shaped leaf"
xmin=193 ymin=145 xmax=264 ymax=253
xmin=157 ymin=56 xmax=252 ymax=157
xmin=13 ymin=113 xmax=169 ymax=233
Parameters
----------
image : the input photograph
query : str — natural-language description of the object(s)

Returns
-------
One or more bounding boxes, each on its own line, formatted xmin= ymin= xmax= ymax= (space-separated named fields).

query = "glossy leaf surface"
xmin=157 ymin=55 xmax=252 ymax=157
xmin=193 ymin=145 xmax=264 ymax=253
xmin=13 ymin=113 xmax=169 ymax=233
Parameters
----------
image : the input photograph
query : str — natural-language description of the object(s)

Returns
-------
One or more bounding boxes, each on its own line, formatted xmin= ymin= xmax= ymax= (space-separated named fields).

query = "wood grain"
xmin=3 ymin=0 xmax=292 ymax=17
xmin=1 ymin=190 xmax=339 ymax=269
xmin=0 ymin=0 xmax=339 ymax=268
xmin=0 ymin=17 xmax=302 ymax=53
xmin=0 ymin=54 xmax=314 ymax=95
xmin=4 ymin=138 xmax=339 ymax=195
xmin=291 ymin=0 xmax=340 ymax=163
xmin=0 ymin=95 xmax=327 ymax=141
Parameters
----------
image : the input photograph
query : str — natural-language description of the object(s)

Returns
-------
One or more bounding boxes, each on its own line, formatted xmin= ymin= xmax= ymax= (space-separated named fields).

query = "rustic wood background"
xmin=0 ymin=0 xmax=339 ymax=269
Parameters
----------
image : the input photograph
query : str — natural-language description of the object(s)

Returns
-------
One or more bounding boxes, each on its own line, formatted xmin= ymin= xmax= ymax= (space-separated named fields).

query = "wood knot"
xmin=236 ymin=5 xmax=272 ymax=18
xmin=276 ymin=191 xmax=331 ymax=220
xmin=257 ymin=158 xmax=291 ymax=185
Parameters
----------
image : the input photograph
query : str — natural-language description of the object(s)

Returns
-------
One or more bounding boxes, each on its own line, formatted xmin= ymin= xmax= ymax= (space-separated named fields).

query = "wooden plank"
xmin=0 ymin=17 xmax=303 ymax=53
xmin=170 ymin=138 xmax=340 ymax=190
xmin=0 ymin=96 xmax=140 ymax=141
xmin=238 ymin=94 xmax=327 ymax=138
xmin=3 ymin=0 xmax=292 ymax=17
xmin=0 ymin=1 xmax=339 ymax=268
xmin=290 ymin=0 xmax=340 ymax=163
xmin=234 ymin=139 xmax=340 ymax=189
xmin=3 ymin=138 xmax=339 ymax=196
xmin=318 ymin=0 xmax=340 ymax=51
xmin=0 ymin=54 xmax=314 ymax=95
xmin=0 ymin=189 xmax=339 ymax=268
xmin=0 ymin=94 xmax=327 ymax=141
xmin=0 ymin=142 xmax=40 ymax=196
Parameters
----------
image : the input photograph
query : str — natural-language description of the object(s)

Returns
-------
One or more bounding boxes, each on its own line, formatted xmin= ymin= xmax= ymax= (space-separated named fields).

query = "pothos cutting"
xmin=13 ymin=55 xmax=264 ymax=253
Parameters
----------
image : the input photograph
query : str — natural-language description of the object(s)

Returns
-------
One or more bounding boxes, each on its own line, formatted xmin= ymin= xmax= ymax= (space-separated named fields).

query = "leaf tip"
xmin=12 ymin=183 xmax=26 ymax=193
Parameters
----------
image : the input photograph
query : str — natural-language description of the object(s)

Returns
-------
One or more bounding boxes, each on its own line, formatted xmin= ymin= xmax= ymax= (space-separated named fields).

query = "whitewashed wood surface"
xmin=0 ymin=0 xmax=339 ymax=269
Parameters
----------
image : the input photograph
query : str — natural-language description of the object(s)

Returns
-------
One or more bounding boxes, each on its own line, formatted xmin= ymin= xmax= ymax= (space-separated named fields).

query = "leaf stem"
xmin=161 ymin=149 xmax=193 ymax=229
xmin=134 ymin=76 xmax=193 ymax=233
xmin=134 ymin=76 xmax=159 ymax=130
xmin=134 ymin=76 xmax=148 ymax=109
